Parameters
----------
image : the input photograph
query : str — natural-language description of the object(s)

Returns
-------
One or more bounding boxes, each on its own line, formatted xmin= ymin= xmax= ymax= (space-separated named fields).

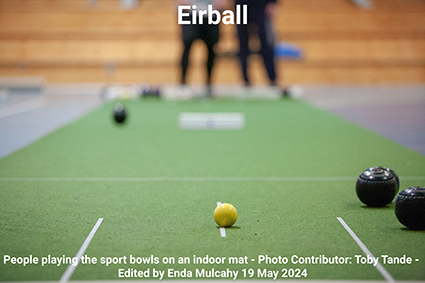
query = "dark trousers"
xmin=236 ymin=18 xmax=276 ymax=85
xmin=181 ymin=18 xmax=219 ymax=85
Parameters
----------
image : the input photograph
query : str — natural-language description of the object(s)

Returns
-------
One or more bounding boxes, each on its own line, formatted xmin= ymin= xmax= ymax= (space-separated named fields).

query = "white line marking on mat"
xmin=2 ymin=176 xmax=424 ymax=182
xmin=337 ymin=217 xmax=395 ymax=283
xmin=60 ymin=218 xmax=103 ymax=283
xmin=0 ymin=177 xmax=356 ymax=182
xmin=1 ymin=176 xmax=424 ymax=182
xmin=216 ymin=202 xmax=226 ymax=238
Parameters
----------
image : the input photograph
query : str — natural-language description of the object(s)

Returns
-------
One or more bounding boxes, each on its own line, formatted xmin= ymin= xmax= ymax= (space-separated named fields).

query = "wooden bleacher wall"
xmin=0 ymin=0 xmax=424 ymax=84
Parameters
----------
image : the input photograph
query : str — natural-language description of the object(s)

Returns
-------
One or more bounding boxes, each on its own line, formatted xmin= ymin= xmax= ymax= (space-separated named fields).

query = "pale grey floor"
xmin=0 ymin=84 xmax=103 ymax=159
xmin=0 ymin=83 xmax=424 ymax=159
xmin=301 ymin=85 xmax=425 ymax=155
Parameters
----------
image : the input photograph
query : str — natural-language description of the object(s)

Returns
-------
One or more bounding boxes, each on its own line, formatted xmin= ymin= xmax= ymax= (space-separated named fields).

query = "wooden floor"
xmin=0 ymin=0 xmax=424 ymax=84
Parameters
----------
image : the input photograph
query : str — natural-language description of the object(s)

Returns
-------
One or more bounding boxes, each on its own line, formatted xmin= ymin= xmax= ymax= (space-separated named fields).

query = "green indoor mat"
xmin=1 ymin=99 xmax=424 ymax=281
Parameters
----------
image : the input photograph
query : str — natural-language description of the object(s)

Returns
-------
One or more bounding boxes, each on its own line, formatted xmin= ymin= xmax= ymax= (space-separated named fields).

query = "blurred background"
xmin=0 ymin=0 xmax=424 ymax=158
xmin=0 ymin=0 xmax=424 ymax=84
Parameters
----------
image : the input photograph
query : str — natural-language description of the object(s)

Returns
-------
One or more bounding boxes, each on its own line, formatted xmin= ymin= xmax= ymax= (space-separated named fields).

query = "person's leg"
xmin=257 ymin=18 xmax=277 ymax=85
xmin=236 ymin=23 xmax=250 ymax=86
xmin=203 ymin=24 xmax=219 ymax=86
xmin=198 ymin=22 xmax=219 ymax=96
xmin=181 ymin=42 xmax=193 ymax=85
xmin=181 ymin=24 xmax=196 ymax=85
xmin=206 ymin=43 xmax=216 ymax=86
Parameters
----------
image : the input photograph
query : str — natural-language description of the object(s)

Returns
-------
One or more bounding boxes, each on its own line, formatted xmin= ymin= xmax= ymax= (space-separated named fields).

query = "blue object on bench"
xmin=274 ymin=42 xmax=303 ymax=60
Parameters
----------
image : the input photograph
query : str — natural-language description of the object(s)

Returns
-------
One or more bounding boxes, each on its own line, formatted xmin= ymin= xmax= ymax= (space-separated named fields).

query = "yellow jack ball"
xmin=214 ymin=203 xmax=238 ymax=227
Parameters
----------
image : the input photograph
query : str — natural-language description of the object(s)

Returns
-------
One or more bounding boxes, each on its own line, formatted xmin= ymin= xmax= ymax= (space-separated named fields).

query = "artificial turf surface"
xmin=0 ymin=98 xmax=424 ymax=281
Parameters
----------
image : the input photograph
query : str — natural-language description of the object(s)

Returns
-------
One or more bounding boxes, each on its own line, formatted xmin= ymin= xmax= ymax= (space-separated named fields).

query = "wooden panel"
xmin=281 ymin=65 xmax=425 ymax=84
xmin=0 ymin=39 xmax=181 ymax=62
xmin=0 ymin=0 xmax=175 ymax=13
xmin=0 ymin=0 xmax=424 ymax=84
xmin=1 ymin=0 xmax=424 ymax=39
xmin=294 ymin=39 xmax=425 ymax=61
xmin=1 ymin=12 xmax=423 ymax=37
xmin=1 ymin=0 xmax=424 ymax=13
xmin=1 ymin=62 xmax=424 ymax=84
xmin=1 ymin=38 xmax=424 ymax=65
